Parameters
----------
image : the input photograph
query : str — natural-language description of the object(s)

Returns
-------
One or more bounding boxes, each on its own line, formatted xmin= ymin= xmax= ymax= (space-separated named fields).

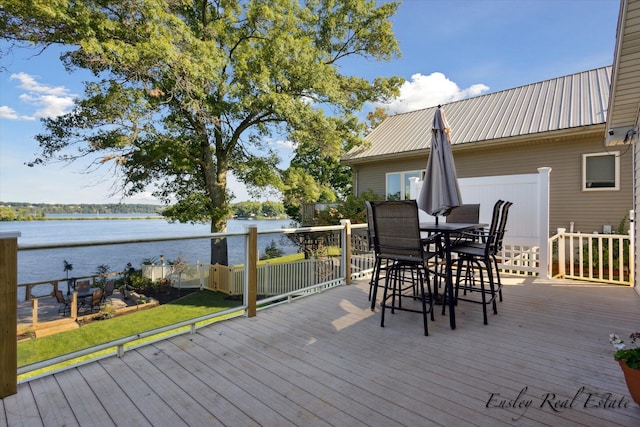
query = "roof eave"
xmin=341 ymin=125 xmax=605 ymax=166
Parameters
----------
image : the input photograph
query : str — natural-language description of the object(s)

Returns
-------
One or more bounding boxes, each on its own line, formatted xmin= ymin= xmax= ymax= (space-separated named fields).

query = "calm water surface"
xmin=0 ymin=216 xmax=298 ymax=292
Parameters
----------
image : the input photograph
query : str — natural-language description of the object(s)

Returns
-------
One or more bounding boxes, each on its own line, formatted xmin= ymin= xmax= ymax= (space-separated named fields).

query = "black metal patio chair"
xmin=448 ymin=200 xmax=512 ymax=325
xmin=81 ymin=288 xmax=104 ymax=314
xmin=55 ymin=289 xmax=71 ymax=317
xmin=446 ymin=203 xmax=481 ymax=244
xmin=370 ymin=200 xmax=438 ymax=336
xmin=367 ymin=200 xmax=420 ymax=310
xmin=102 ymin=280 xmax=115 ymax=304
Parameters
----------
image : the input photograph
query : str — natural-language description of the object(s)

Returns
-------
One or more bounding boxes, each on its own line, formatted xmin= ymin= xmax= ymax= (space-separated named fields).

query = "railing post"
xmin=32 ymin=298 xmax=39 ymax=329
xmin=71 ymin=293 xmax=78 ymax=321
xmin=265 ymin=262 xmax=271 ymax=296
xmin=209 ymin=264 xmax=216 ymax=291
xmin=197 ymin=261 xmax=205 ymax=290
xmin=340 ymin=219 xmax=352 ymax=285
xmin=244 ymin=226 xmax=258 ymax=317
xmin=1 ymin=231 xmax=20 ymax=398
xmin=537 ymin=167 xmax=551 ymax=278
xmin=557 ymin=228 xmax=566 ymax=278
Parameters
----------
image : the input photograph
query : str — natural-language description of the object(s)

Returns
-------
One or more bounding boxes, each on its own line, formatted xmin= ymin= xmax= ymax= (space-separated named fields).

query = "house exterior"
xmin=342 ymin=66 xmax=633 ymax=236
xmin=605 ymin=0 xmax=640 ymax=292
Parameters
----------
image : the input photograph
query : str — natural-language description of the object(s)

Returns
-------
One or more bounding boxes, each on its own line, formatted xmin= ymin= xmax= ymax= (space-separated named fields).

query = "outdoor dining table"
xmin=419 ymin=222 xmax=487 ymax=330
xmin=76 ymin=287 xmax=99 ymax=299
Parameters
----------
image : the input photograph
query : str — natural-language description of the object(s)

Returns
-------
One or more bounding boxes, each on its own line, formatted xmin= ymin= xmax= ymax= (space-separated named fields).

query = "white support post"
xmin=340 ymin=219 xmax=352 ymax=285
xmin=629 ymin=209 xmax=635 ymax=288
xmin=537 ymin=167 xmax=551 ymax=278
xmin=244 ymin=226 xmax=257 ymax=317
xmin=557 ymin=228 xmax=566 ymax=278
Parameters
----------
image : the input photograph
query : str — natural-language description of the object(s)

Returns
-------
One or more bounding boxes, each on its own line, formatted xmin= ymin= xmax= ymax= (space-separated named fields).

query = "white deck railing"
xmin=3 ymin=218 xmax=635 ymax=391
xmin=6 ymin=224 xmax=354 ymax=386
xmin=549 ymin=229 xmax=634 ymax=285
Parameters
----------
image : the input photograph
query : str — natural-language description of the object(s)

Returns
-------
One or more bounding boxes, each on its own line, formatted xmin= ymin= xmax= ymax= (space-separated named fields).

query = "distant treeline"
xmin=0 ymin=201 xmax=287 ymax=221
xmin=2 ymin=202 xmax=163 ymax=214
xmin=0 ymin=202 xmax=163 ymax=221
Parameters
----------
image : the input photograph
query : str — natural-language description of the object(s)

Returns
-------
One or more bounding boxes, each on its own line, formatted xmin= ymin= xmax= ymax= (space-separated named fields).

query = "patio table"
xmin=75 ymin=287 xmax=100 ymax=313
xmin=76 ymin=287 xmax=99 ymax=299
xmin=419 ymin=222 xmax=487 ymax=330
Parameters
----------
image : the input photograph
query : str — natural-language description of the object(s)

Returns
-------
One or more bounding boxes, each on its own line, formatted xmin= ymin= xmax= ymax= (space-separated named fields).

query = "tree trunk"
xmin=210 ymin=237 xmax=228 ymax=266
xmin=208 ymin=172 xmax=230 ymax=265
xmin=200 ymin=122 xmax=230 ymax=266
xmin=208 ymin=207 xmax=229 ymax=266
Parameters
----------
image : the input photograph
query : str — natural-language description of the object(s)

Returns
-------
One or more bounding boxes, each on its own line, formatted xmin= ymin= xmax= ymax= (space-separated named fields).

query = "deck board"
xmin=134 ymin=343 xmax=253 ymax=426
xmin=29 ymin=375 xmax=79 ymax=427
xmin=2 ymin=383 xmax=41 ymax=427
xmin=194 ymin=327 xmax=372 ymax=427
xmin=251 ymin=286 xmax=543 ymax=426
xmin=100 ymin=355 xmax=187 ymax=426
xmin=77 ymin=360 xmax=151 ymax=427
xmin=151 ymin=338 xmax=296 ymax=426
xmin=168 ymin=334 xmax=325 ymax=427
xmin=118 ymin=350 xmax=219 ymax=426
xmin=55 ymin=368 xmax=115 ymax=427
xmin=3 ymin=276 xmax=640 ymax=426
xmin=204 ymin=321 xmax=417 ymax=427
xmin=227 ymin=313 xmax=499 ymax=426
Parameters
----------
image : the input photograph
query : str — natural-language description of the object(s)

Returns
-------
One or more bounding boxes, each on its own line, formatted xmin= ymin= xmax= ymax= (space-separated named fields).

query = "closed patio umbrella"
xmin=417 ymin=106 xmax=462 ymax=221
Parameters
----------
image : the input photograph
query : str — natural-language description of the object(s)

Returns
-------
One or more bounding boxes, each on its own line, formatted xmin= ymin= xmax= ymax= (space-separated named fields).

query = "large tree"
xmin=0 ymin=0 xmax=403 ymax=264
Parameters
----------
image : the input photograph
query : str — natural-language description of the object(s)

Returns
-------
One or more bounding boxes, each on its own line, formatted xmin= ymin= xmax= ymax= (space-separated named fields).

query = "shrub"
xmin=581 ymin=215 xmax=630 ymax=270
xmin=314 ymin=190 xmax=381 ymax=226
xmin=261 ymin=240 xmax=285 ymax=260
xmin=128 ymin=271 xmax=153 ymax=290
xmin=94 ymin=264 xmax=110 ymax=288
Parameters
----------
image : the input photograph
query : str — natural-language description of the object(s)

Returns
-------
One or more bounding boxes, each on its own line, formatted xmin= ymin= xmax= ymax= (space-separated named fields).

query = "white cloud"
xmin=375 ymin=72 xmax=490 ymax=114
xmin=4 ymin=73 xmax=75 ymax=120
xmin=0 ymin=105 xmax=30 ymax=120
xmin=11 ymin=72 xmax=70 ymax=96
xmin=274 ymin=139 xmax=296 ymax=150
xmin=124 ymin=191 xmax=162 ymax=204
xmin=32 ymin=94 xmax=75 ymax=119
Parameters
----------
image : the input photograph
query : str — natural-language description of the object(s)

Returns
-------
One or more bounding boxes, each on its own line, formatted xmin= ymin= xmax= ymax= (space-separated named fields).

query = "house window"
xmin=386 ymin=170 xmax=423 ymax=200
xmin=583 ymin=152 xmax=619 ymax=191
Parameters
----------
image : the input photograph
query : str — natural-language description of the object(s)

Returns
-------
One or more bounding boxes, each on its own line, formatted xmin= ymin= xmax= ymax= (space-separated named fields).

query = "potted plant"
xmin=609 ymin=333 xmax=640 ymax=403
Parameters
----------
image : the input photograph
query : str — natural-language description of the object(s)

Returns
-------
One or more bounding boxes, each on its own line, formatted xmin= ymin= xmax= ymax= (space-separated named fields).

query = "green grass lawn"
xmin=18 ymin=290 xmax=242 ymax=368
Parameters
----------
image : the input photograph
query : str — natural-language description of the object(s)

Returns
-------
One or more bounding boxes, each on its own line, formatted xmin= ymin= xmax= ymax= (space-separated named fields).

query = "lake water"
xmin=0 ymin=216 xmax=299 ymax=288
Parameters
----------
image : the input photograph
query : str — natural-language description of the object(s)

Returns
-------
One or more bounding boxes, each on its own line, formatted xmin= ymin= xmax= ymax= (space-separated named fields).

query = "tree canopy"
xmin=1 ymin=0 xmax=403 ymax=263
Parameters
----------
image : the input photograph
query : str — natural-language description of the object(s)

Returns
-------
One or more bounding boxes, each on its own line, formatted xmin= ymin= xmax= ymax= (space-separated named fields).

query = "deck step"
xmin=34 ymin=318 xmax=79 ymax=338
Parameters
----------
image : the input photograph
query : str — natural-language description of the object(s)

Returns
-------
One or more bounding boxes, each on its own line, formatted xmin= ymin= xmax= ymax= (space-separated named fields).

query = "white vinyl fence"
xmin=143 ymin=258 xmax=342 ymax=297
xmin=410 ymin=167 xmax=551 ymax=277
xmin=213 ymin=258 xmax=340 ymax=297
xmin=142 ymin=262 xmax=208 ymax=289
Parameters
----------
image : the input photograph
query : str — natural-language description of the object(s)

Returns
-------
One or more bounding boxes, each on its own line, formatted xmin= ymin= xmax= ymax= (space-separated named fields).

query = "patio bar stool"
xmin=371 ymin=200 xmax=437 ymax=336
xmin=367 ymin=200 xmax=421 ymax=310
xmin=448 ymin=200 xmax=512 ymax=324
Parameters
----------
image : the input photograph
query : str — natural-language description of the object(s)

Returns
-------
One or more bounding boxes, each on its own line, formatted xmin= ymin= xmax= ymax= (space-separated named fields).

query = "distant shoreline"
xmin=1 ymin=215 xmax=164 ymax=222
xmin=4 ymin=215 xmax=288 ymax=222
xmin=43 ymin=216 xmax=163 ymax=221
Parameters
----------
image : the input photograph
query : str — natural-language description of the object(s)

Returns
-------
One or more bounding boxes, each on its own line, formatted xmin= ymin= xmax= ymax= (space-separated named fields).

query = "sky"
xmin=0 ymin=0 xmax=621 ymax=205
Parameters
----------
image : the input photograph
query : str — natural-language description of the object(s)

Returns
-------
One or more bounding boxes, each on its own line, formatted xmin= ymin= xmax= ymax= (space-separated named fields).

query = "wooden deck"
xmin=3 ymin=276 xmax=640 ymax=426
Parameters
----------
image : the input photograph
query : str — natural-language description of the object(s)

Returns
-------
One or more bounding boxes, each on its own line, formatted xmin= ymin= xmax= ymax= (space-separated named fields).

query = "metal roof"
xmin=606 ymin=0 xmax=640 ymax=145
xmin=344 ymin=66 xmax=611 ymax=162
